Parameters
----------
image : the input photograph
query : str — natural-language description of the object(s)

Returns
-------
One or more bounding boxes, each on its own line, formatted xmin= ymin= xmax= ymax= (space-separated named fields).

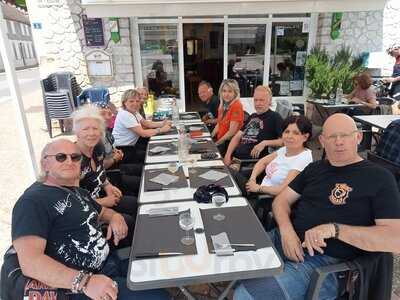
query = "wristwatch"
xmin=332 ymin=223 xmax=340 ymax=239
xmin=156 ymin=128 xmax=161 ymax=134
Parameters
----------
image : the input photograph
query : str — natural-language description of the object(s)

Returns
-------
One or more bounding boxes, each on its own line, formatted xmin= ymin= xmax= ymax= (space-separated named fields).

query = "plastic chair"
xmin=276 ymin=99 xmax=293 ymax=120
xmin=306 ymin=252 xmax=393 ymax=300
xmin=77 ymin=87 xmax=110 ymax=106
xmin=40 ymin=75 xmax=76 ymax=138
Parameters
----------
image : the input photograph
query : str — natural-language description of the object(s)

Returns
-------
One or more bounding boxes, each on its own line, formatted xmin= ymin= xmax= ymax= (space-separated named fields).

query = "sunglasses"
xmin=45 ymin=153 xmax=82 ymax=163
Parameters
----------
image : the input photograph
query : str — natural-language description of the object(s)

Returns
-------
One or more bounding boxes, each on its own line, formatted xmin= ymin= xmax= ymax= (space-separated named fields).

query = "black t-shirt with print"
xmin=234 ymin=110 xmax=283 ymax=159
xmin=80 ymin=143 xmax=107 ymax=199
xmin=289 ymin=160 xmax=400 ymax=259
xmin=204 ymin=94 xmax=219 ymax=119
xmin=12 ymin=182 xmax=109 ymax=272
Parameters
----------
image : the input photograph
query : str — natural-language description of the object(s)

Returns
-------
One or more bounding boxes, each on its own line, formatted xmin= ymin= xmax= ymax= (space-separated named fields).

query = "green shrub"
xmin=305 ymin=46 xmax=365 ymax=98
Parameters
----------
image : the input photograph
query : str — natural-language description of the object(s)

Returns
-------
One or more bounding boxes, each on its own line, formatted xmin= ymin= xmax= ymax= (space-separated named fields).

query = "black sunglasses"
xmin=45 ymin=153 xmax=82 ymax=163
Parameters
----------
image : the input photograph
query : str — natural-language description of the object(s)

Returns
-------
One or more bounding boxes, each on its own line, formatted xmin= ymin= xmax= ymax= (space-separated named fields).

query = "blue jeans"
xmin=70 ymin=253 xmax=170 ymax=300
xmin=234 ymin=228 xmax=341 ymax=300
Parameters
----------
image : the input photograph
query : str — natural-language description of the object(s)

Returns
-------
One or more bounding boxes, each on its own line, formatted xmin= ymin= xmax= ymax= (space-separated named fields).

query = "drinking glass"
xmin=179 ymin=212 xmax=195 ymax=245
xmin=212 ymin=193 xmax=226 ymax=221
xmin=167 ymin=162 xmax=179 ymax=173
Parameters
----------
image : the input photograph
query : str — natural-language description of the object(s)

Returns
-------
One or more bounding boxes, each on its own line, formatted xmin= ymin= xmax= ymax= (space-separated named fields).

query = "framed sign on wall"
xmin=82 ymin=14 xmax=105 ymax=47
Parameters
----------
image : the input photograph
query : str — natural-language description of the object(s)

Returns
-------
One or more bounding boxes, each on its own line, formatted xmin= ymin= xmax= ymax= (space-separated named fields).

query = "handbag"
xmin=193 ymin=184 xmax=229 ymax=204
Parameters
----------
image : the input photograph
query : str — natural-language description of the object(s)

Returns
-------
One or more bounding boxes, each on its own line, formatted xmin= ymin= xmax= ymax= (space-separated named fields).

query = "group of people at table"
xmin=3 ymin=69 xmax=400 ymax=300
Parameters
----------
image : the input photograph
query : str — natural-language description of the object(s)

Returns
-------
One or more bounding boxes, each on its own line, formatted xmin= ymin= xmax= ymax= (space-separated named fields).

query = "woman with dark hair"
xmin=245 ymin=115 xmax=313 ymax=196
xmin=345 ymin=72 xmax=377 ymax=114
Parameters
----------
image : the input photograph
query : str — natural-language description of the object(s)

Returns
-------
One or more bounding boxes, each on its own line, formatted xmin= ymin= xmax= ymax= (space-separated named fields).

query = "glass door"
xmin=227 ymin=23 xmax=267 ymax=98
xmin=138 ymin=24 xmax=180 ymax=98
xmin=269 ymin=22 xmax=309 ymax=97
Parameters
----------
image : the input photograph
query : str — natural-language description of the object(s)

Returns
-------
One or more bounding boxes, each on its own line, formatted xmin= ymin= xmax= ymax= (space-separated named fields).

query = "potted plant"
xmin=305 ymin=46 xmax=365 ymax=99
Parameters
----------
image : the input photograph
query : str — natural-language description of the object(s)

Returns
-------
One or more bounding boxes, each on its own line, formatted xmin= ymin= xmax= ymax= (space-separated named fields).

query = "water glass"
xmin=179 ymin=212 xmax=195 ymax=245
xmin=212 ymin=193 xmax=226 ymax=221
xmin=167 ymin=162 xmax=179 ymax=173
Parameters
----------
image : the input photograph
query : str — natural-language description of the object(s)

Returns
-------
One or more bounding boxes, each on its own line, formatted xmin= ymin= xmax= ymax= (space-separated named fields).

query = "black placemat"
xmin=148 ymin=142 xmax=177 ymax=156
xmin=188 ymin=166 xmax=234 ymax=188
xmin=132 ymin=211 xmax=197 ymax=259
xmin=200 ymin=206 xmax=271 ymax=253
xmin=189 ymin=140 xmax=218 ymax=154
xmin=144 ymin=167 xmax=188 ymax=192
xmin=180 ymin=112 xmax=200 ymax=120
xmin=157 ymin=127 xmax=178 ymax=136
xmin=186 ymin=123 xmax=208 ymax=133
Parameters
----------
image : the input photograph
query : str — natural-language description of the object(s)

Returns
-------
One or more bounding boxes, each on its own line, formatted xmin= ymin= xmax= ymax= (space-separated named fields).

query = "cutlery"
xmin=135 ymin=252 xmax=184 ymax=258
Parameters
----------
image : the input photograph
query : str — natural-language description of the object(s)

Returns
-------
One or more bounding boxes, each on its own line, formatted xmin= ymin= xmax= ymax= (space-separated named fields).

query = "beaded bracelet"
xmin=79 ymin=272 xmax=93 ymax=294
xmin=71 ymin=270 xmax=87 ymax=294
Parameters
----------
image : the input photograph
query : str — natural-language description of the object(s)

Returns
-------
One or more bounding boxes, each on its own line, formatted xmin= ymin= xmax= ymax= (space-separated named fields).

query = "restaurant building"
xmin=26 ymin=0 xmax=399 ymax=111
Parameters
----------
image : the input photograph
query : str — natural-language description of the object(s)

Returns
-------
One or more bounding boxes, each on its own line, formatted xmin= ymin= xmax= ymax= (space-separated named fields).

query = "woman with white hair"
xmin=211 ymin=79 xmax=245 ymax=155
xmin=73 ymin=105 xmax=137 ymax=217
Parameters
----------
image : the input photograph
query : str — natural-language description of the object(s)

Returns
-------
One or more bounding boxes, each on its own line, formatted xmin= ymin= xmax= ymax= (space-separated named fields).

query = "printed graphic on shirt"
xmin=81 ymin=164 xmax=106 ymax=199
xmin=265 ymin=162 xmax=278 ymax=179
xmin=329 ymin=183 xmax=353 ymax=205
xmin=242 ymin=117 xmax=264 ymax=144
xmin=24 ymin=279 xmax=61 ymax=300
xmin=53 ymin=192 xmax=109 ymax=270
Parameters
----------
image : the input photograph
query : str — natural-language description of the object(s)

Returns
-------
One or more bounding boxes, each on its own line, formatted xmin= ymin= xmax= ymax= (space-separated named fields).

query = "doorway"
xmin=183 ymin=23 xmax=224 ymax=111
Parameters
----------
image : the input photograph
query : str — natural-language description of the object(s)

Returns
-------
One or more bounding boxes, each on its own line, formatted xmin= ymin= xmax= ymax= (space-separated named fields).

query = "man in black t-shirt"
xmin=223 ymin=85 xmax=283 ymax=169
xmin=234 ymin=114 xmax=400 ymax=300
xmin=197 ymin=81 xmax=219 ymax=126
xmin=9 ymin=139 xmax=169 ymax=300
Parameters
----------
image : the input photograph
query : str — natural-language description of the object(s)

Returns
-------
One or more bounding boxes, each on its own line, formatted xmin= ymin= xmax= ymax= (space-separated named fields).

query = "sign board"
xmin=82 ymin=15 xmax=104 ymax=47
xmin=32 ymin=23 xmax=42 ymax=30
xmin=85 ymin=49 xmax=113 ymax=76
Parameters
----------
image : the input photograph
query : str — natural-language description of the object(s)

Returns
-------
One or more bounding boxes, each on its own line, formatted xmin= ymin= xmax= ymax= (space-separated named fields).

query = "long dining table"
xmin=127 ymin=114 xmax=283 ymax=298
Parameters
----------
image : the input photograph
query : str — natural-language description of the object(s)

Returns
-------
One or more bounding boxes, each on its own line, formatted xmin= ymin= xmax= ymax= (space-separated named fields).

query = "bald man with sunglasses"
xmin=5 ymin=139 xmax=169 ymax=300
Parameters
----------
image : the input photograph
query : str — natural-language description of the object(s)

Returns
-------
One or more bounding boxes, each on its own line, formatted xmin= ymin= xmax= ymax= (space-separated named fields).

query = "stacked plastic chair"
xmin=40 ymin=72 xmax=80 ymax=138
xmin=77 ymin=86 xmax=110 ymax=106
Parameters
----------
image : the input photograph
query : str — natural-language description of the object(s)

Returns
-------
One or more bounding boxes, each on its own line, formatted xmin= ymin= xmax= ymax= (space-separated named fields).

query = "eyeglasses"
xmin=324 ymin=130 xmax=358 ymax=142
xmin=44 ymin=153 xmax=82 ymax=163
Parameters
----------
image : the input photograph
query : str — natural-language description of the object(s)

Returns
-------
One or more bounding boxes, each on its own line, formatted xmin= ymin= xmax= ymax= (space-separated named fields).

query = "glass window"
xmin=228 ymin=24 xmax=266 ymax=97
xmin=12 ymin=43 xmax=18 ymax=59
xmin=270 ymin=22 xmax=308 ymax=97
xmin=139 ymin=24 xmax=180 ymax=98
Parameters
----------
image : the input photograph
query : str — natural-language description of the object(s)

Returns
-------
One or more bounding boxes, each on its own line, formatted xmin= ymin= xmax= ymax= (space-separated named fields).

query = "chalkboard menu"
xmin=82 ymin=14 xmax=104 ymax=47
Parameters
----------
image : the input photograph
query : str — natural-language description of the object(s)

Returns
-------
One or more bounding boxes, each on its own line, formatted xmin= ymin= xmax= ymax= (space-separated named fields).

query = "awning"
xmin=82 ymin=0 xmax=386 ymax=18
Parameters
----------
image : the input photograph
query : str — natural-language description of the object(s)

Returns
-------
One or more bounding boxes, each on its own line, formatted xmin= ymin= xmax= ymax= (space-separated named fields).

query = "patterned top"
xmin=376 ymin=119 xmax=400 ymax=165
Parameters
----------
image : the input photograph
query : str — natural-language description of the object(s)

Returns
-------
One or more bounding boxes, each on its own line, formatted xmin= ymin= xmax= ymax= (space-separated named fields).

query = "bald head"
xmin=39 ymin=138 xmax=81 ymax=185
xmin=319 ymin=113 xmax=363 ymax=166
xmin=322 ymin=113 xmax=358 ymax=135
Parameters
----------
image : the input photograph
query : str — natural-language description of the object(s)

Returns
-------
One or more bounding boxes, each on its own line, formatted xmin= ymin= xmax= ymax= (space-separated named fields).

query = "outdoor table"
xmin=128 ymin=197 xmax=283 ymax=299
xmin=138 ymin=160 xmax=241 ymax=204
xmin=179 ymin=111 xmax=202 ymax=123
xmin=150 ymin=123 xmax=210 ymax=140
xmin=353 ymin=114 xmax=400 ymax=131
xmin=307 ymin=99 xmax=363 ymax=124
xmin=145 ymin=137 xmax=221 ymax=164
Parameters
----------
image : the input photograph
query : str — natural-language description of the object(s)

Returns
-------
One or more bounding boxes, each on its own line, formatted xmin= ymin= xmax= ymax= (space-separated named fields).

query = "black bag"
xmin=1 ymin=246 xmax=70 ymax=300
xmin=193 ymin=184 xmax=229 ymax=204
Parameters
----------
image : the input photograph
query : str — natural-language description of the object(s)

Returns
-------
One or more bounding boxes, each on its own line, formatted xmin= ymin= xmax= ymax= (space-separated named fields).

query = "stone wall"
xmin=382 ymin=0 xmax=400 ymax=75
xmin=28 ymin=0 xmax=135 ymax=103
xmin=315 ymin=11 xmax=383 ymax=55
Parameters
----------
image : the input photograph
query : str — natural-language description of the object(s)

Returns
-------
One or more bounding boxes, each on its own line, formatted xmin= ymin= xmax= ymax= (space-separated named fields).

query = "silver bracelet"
xmin=71 ymin=270 xmax=87 ymax=294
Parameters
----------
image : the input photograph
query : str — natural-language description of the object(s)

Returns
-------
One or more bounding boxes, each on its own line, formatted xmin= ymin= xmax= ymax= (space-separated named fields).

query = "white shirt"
xmin=261 ymin=146 xmax=313 ymax=187
xmin=112 ymin=110 xmax=143 ymax=146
